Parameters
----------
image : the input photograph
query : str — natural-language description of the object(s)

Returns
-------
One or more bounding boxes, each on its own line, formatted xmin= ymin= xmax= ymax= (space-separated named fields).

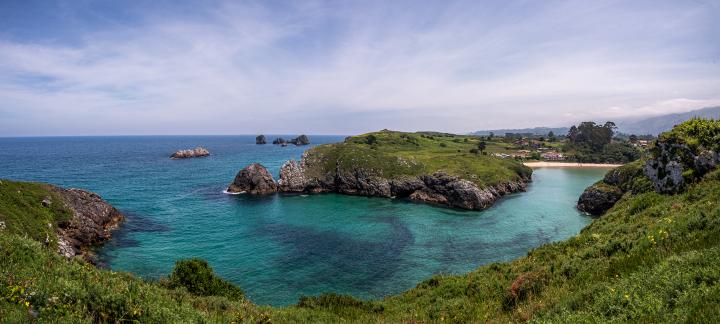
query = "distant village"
xmin=482 ymin=128 xmax=653 ymax=163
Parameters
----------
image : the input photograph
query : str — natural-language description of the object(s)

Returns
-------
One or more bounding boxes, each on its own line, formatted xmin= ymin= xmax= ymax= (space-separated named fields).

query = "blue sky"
xmin=1 ymin=0 xmax=719 ymax=136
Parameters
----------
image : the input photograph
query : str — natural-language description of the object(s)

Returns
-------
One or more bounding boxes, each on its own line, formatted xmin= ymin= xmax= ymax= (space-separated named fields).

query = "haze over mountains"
xmin=471 ymin=106 xmax=720 ymax=137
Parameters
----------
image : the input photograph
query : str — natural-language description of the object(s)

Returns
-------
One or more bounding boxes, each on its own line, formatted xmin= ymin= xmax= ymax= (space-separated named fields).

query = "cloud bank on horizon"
xmin=1 ymin=0 xmax=719 ymax=136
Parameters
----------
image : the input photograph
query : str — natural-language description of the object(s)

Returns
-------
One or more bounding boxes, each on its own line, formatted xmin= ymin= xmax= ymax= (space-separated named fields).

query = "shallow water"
xmin=0 ymin=136 xmax=606 ymax=306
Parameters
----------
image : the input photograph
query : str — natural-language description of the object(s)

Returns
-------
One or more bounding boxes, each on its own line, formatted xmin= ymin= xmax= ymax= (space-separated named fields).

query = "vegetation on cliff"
xmin=301 ymin=130 xmax=531 ymax=188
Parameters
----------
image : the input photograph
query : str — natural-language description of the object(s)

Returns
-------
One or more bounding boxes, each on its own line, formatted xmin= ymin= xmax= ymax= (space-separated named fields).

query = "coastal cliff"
xmin=0 ymin=180 xmax=123 ymax=262
xmin=578 ymin=118 xmax=720 ymax=215
xmin=51 ymin=187 xmax=124 ymax=261
xmin=233 ymin=130 xmax=532 ymax=210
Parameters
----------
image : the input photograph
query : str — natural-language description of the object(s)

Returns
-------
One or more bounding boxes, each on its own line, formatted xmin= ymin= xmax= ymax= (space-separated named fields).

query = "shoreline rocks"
xmin=232 ymin=157 xmax=530 ymax=210
xmin=50 ymin=186 xmax=124 ymax=262
xmin=171 ymin=147 xmax=210 ymax=159
xmin=226 ymin=163 xmax=278 ymax=195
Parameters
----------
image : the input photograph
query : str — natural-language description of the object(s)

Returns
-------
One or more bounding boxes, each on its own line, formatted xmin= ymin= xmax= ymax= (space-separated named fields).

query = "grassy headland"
xmin=2 ymin=120 xmax=720 ymax=322
xmin=301 ymin=130 xmax=532 ymax=188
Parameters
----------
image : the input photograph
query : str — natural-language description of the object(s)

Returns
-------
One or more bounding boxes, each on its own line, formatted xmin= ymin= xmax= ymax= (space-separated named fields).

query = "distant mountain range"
xmin=470 ymin=127 xmax=569 ymax=137
xmin=470 ymin=106 xmax=720 ymax=137
xmin=615 ymin=106 xmax=720 ymax=136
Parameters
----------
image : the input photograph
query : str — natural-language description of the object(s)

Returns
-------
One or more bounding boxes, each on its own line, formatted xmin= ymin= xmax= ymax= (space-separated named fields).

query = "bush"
xmin=167 ymin=259 xmax=244 ymax=301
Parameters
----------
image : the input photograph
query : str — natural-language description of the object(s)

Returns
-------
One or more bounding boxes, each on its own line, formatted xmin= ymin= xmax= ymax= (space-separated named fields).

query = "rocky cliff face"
xmin=227 ymin=163 xmax=278 ymax=195
xmin=644 ymin=142 xmax=719 ymax=194
xmin=275 ymin=156 xmax=529 ymax=210
xmin=171 ymin=147 xmax=210 ymax=159
xmin=50 ymin=187 xmax=124 ymax=262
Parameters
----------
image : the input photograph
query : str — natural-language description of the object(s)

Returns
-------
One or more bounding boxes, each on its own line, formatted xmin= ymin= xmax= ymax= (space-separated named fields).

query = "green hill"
xmin=2 ymin=120 xmax=720 ymax=322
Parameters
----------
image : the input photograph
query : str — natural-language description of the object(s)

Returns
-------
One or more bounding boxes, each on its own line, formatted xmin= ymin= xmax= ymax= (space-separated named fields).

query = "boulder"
xmin=227 ymin=163 xmax=278 ymax=195
xmin=272 ymin=138 xmax=287 ymax=145
xmin=256 ymin=135 xmax=267 ymax=144
xmin=171 ymin=147 xmax=210 ymax=159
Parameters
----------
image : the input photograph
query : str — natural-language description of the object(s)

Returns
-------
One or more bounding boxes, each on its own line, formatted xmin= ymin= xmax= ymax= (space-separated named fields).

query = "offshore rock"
xmin=227 ymin=163 xmax=278 ymax=195
xmin=170 ymin=147 xmax=210 ymax=159
xmin=256 ymin=135 xmax=267 ymax=144
xmin=289 ymin=135 xmax=310 ymax=146
xmin=272 ymin=138 xmax=287 ymax=145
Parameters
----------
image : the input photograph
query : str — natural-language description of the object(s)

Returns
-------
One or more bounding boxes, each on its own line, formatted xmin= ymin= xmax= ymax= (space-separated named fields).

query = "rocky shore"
xmin=49 ymin=186 xmax=124 ymax=262
xmin=170 ymin=147 xmax=210 ymax=159
xmin=227 ymin=155 xmax=530 ymax=210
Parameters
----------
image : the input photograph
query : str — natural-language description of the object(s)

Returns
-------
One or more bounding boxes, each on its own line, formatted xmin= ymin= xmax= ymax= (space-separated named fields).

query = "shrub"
xmin=167 ymin=259 xmax=244 ymax=301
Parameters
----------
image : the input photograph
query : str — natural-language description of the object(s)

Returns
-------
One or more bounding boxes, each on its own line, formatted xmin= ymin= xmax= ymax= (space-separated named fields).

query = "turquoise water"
xmin=0 ymin=136 xmax=606 ymax=306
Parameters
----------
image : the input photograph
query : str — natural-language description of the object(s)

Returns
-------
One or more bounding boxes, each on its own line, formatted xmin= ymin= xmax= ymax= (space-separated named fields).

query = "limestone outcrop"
xmin=171 ymin=147 xmax=210 ymax=159
xmin=50 ymin=187 xmax=124 ymax=262
xmin=226 ymin=163 xmax=278 ymax=195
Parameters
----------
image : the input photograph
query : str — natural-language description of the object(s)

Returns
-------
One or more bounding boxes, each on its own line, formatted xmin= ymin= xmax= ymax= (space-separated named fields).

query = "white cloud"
xmin=1 ymin=0 xmax=719 ymax=135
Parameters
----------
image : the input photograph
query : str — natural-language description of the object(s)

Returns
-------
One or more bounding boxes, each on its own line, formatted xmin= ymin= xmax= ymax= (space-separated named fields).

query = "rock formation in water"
xmin=170 ymin=147 xmax=210 ymax=159
xmin=256 ymin=135 xmax=267 ymax=144
xmin=50 ymin=187 xmax=124 ymax=262
xmin=274 ymin=154 xmax=528 ymax=210
xmin=272 ymin=135 xmax=310 ymax=146
xmin=226 ymin=163 xmax=278 ymax=195
xmin=288 ymin=135 xmax=310 ymax=146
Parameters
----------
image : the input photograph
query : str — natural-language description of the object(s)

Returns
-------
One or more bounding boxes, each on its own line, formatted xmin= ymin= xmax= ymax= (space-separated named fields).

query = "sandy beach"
xmin=524 ymin=161 xmax=623 ymax=168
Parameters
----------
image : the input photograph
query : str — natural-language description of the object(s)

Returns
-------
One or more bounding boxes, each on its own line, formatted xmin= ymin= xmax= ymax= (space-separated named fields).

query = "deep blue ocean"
xmin=0 ymin=136 xmax=606 ymax=306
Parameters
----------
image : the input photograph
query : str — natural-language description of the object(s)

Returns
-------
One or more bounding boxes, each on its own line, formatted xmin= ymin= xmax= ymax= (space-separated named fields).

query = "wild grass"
xmin=303 ymin=130 xmax=532 ymax=187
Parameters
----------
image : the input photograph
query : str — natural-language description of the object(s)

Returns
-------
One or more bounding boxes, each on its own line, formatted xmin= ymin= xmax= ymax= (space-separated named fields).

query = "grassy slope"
xmin=303 ymin=130 xmax=532 ymax=188
xmin=0 ymin=180 xmax=72 ymax=247
xmin=2 ymin=123 xmax=720 ymax=322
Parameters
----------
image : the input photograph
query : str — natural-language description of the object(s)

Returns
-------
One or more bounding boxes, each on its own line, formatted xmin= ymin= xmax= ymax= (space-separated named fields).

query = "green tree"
xmin=548 ymin=131 xmax=556 ymax=142
xmin=477 ymin=141 xmax=487 ymax=154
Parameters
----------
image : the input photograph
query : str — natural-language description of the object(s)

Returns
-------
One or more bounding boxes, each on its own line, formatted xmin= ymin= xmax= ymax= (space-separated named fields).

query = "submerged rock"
xmin=256 ymin=135 xmax=267 ymax=145
xmin=227 ymin=163 xmax=278 ymax=195
xmin=170 ymin=147 xmax=210 ymax=159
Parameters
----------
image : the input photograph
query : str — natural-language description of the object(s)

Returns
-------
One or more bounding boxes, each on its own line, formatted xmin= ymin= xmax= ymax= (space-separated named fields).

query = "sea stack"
xmin=226 ymin=163 xmax=278 ymax=195
xmin=272 ymin=138 xmax=287 ymax=145
xmin=289 ymin=135 xmax=310 ymax=146
xmin=170 ymin=147 xmax=210 ymax=159
xmin=256 ymin=135 xmax=267 ymax=144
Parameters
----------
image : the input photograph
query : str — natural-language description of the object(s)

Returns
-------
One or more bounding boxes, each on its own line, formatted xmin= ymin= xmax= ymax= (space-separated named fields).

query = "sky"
xmin=1 ymin=0 xmax=719 ymax=136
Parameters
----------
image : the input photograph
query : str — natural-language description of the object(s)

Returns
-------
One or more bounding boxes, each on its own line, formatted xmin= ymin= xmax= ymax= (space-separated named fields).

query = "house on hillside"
xmin=541 ymin=152 xmax=566 ymax=161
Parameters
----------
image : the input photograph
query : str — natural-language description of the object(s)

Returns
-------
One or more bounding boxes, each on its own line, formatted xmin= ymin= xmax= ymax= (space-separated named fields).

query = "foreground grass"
xmin=2 ymin=163 xmax=720 ymax=322
xmin=303 ymin=130 xmax=532 ymax=187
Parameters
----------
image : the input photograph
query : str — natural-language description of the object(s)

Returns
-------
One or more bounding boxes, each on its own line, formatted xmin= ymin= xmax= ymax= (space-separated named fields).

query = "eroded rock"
xmin=227 ymin=163 xmax=278 ymax=195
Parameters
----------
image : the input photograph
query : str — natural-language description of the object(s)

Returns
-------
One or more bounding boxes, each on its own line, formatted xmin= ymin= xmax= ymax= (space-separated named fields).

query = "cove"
xmin=0 ymin=136 xmax=606 ymax=306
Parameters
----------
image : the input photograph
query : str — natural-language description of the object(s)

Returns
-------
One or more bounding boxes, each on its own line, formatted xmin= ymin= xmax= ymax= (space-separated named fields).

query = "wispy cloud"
xmin=1 ymin=0 xmax=719 ymax=135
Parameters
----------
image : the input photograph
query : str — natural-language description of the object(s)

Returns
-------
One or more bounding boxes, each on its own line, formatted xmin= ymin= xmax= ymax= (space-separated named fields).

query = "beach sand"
xmin=524 ymin=161 xmax=622 ymax=168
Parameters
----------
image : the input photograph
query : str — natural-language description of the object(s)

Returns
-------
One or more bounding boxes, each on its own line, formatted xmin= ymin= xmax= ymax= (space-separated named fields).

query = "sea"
xmin=0 ymin=135 xmax=607 ymax=306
